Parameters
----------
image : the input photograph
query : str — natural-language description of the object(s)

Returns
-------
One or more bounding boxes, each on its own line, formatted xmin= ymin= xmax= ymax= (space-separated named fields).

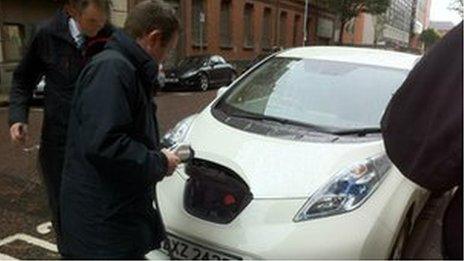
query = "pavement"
xmin=0 ymin=90 xmax=449 ymax=260
xmin=0 ymin=95 xmax=8 ymax=107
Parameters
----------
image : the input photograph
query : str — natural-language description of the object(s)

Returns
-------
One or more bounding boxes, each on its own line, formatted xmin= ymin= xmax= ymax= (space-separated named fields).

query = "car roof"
xmin=277 ymin=46 xmax=421 ymax=70
xmin=183 ymin=55 xmax=210 ymax=60
xmin=185 ymin=54 xmax=225 ymax=58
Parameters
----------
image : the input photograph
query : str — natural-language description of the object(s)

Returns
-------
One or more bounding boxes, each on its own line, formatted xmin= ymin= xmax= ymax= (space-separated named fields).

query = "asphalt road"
xmin=0 ymin=90 xmax=447 ymax=260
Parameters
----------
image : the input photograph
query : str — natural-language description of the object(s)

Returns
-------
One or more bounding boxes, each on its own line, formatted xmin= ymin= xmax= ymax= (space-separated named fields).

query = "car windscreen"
xmin=178 ymin=57 xmax=206 ymax=69
xmin=217 ymin=57 xmax=409 ymax=130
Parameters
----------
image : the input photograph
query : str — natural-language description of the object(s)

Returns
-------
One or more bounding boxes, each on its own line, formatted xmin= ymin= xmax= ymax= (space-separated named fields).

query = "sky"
xmin=430 ymin=0 xmax=463 ymax=25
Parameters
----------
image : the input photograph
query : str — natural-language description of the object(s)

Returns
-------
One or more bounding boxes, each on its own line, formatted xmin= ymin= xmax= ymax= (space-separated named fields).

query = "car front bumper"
xmin=155 ymin=167 xmax=428 ymax=259
xmin=161 ymin=77 xmax=198 ymax=91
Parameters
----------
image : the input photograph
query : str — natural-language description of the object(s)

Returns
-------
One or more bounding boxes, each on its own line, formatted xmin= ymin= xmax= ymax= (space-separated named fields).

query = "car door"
xmin=207 ymin=56 xmax=222 ymax=85
xmin=211 ymin=56 xmax=231 ymax=86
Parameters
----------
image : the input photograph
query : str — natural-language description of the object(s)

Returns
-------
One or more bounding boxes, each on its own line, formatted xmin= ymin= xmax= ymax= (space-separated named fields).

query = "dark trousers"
xmin=39 ymin=144 xmax=65 ymax=252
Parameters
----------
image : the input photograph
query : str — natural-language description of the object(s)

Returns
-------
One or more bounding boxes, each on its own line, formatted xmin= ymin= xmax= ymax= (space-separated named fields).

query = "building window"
xmin=220 ymin=0 xmax=232 ymax=47
xmin=261 ymin=7 xmax=272 ymax=50
xmin=244 ymin=3 xmax=254 ymax=48
xmin=1 ymin=24 xmax=25 ymax=62
xmin=279 ymin=11 xmax=288 ymax=47
xmin=192 ymin=0 xmax=207 ymax=46
xmin=293 ymin=15 xmax=301 ymax=46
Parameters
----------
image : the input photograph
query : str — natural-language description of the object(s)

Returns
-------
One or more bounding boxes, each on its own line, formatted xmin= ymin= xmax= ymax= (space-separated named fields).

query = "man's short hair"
xmin=66 ymin=0 xmax=112 ymax=15
xmin=124 ymin=0 xmax=180 ymax=45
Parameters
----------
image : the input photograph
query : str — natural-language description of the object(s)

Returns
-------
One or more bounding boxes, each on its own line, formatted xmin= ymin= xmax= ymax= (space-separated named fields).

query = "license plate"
xmin=165 ymin=78 xmax=179 ymax=83
xmin=160 ymin=233 xmax=242 ymax=260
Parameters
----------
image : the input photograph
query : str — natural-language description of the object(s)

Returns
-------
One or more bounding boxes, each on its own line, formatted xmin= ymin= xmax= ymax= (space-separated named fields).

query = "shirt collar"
xmin=68 ymin=18 xmax=82 ymax=45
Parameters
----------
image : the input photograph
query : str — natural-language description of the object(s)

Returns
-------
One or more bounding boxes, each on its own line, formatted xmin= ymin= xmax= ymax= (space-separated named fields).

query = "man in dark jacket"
xmin=8 ymin=0 xmax=113 ymax=250
xmin=381 ymin=23 xmax=463 ymax=259
xmin=60 ymin=0 xmax=181 ymax=258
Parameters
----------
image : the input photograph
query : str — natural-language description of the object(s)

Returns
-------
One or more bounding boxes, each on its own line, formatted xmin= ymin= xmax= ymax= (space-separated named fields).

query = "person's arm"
xmin=76 ymin=58 xmax=169 ymax=185
xmin=8 ymin=31 xmax=45 ymax=143
xmin=9 ymin=30 xmax=45 ymax=126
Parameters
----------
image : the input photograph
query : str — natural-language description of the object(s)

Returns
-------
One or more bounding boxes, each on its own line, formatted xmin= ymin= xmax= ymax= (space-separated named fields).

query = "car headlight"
xmin=293 ymin=154 xmax=392 ymax=222
xmin=161 ymin=114 xmax=197 ymax=148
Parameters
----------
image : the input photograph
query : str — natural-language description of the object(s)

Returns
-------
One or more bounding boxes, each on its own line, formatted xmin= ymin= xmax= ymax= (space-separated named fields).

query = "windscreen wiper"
xmin=332 ymin=128 xmax=382 ymax=136
xmin=228 ymin=112 xmax=336 ymax=134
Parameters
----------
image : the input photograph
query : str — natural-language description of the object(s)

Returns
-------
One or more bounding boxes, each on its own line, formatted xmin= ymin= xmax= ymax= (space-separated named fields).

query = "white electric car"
xmin=151 ymin=47 xmax=429 ymax=260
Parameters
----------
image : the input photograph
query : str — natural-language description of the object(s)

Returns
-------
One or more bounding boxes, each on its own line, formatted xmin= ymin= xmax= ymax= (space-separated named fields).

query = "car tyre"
xmin=199 ymin=73 xmax=209 ymax=91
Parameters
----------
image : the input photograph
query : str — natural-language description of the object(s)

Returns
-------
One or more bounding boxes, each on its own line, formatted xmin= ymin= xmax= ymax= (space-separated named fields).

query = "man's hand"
xmin=162 ymin=148 xmax=181 ymax=176
xmin=10 ymin=122 xmax=28 ymax=144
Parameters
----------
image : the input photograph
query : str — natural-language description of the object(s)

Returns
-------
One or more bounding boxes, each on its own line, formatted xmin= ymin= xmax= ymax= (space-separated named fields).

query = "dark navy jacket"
xmin=8 ymin=10 xmax=113 ymax=149
xmin=60 ymin=30 xmax=168 ymax=258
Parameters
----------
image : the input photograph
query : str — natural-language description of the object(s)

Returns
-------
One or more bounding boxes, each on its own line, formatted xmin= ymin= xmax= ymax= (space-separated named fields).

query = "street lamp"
xmin=199 ymin=12 xmax=205 ymax=54
xmin=303 ymin=0 xmax=309 ymax=46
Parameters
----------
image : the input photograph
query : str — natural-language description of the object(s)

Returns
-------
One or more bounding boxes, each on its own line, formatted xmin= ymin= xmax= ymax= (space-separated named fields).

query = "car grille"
xmin=184 ymin=159 xmax=253 ymax=224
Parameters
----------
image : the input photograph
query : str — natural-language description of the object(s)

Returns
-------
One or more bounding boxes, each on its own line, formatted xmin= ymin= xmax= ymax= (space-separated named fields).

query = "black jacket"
xmin=381 ymin=23 xmax=463 ymax=259
xmin=60 ymin=30 xmax=168 ymax=258
xmin=8 ymin=10 xmax=113 ymax=149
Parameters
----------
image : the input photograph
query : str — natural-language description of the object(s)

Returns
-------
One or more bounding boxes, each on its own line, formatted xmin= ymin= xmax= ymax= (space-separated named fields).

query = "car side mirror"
xmin=217 ymin=86 xmax=229 ymax=98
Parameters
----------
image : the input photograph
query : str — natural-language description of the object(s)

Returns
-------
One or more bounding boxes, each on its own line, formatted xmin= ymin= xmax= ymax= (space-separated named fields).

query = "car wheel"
xmin=390 ymin=216 xmax=411 ymax=260
xmin=199 ymin=73 xmax=209 ymax=91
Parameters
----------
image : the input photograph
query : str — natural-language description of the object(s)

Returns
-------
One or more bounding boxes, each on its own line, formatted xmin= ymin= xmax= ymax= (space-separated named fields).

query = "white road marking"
xmin=0 ymin=253 xmax=18 ymax=260
xmin=146 ymin=249 xmax=169 ymax=260
xmin=36 ymin=222 xmax=52 ymax=235
xmin=159 ymin=92 xmax=198 ymax=97
xmin=0 ymin=233 xmax=57 ymax=253
xmin=172 ymin=92 xmax=196 ymax=97
xmin=0 ymin=107 xmax=43 ymax=112
xmin=22 ymin=144 xmax=40 ymax=153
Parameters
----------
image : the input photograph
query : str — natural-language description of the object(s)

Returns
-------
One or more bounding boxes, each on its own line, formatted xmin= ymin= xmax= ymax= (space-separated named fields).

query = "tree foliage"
xmin=322 ymin=0 xmax=391 ymax=43
xmin=420 ymin=28 xmax=441 ymax=50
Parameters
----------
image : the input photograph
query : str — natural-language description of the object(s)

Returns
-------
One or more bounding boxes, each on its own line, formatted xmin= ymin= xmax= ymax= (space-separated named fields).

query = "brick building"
xmin=1 ymin=0 xmax=365 ymax=93
xmin=409 ymin=0 xmax=432 ymax=49
xmin=128 ymin=0 xmax=339 ymax=69
xmin=338 ymin=0 xmax=431 ymax=51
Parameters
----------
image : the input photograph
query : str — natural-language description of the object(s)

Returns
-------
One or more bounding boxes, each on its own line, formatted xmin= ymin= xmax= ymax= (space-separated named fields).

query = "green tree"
xmin=420 ymin=28 xmax=441 ymax=50
xmin=322 ymin=0 xmax=391 ymax=44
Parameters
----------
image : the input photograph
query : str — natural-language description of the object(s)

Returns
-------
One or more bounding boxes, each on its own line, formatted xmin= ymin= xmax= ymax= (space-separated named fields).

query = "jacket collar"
xmin=47 ymin=9 xmax=76 ymax=46
xmin=106 ymin=30 xmax=159 ymax=87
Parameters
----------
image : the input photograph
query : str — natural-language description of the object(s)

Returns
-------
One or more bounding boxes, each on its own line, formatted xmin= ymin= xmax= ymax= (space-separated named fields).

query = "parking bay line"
xmin=36 ymin=222 xmax=52 ymax=235
xmin=0 ymin=253 xmax=18 ymax=260
xmin=0 ymin=233 xmax=58 ymax=253
xmin=0 ymin=107 xmax=43 ymax=112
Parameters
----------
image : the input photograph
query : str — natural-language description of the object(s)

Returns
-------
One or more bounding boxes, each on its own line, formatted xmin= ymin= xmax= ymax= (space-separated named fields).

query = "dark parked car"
xmin=163 ymin=55 xmax=237 ymax=91
xmin=243 ymin=53 xmax=273 ymax=72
